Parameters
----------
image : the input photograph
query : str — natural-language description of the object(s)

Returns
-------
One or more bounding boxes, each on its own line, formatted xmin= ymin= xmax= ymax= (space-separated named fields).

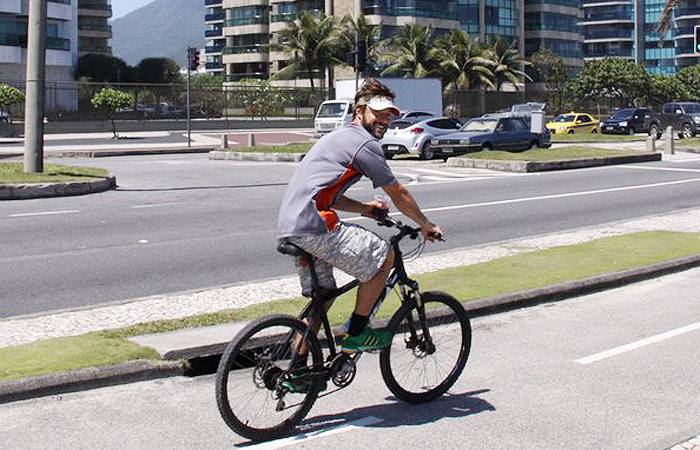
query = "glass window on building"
xmin=485 ymin=0 xmax=518 ymax=41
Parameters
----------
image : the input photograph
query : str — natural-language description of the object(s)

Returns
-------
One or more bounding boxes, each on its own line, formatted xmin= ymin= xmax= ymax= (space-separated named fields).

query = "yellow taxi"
xmin=545 ymin=112 xmax=600 ymax=134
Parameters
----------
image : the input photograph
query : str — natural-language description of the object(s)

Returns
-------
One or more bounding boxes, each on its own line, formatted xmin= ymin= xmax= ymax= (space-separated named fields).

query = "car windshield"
xmin=317 ymin=103 xmax=348 ymax=118
xmin=610 ymin=109 xmax=634 ymax=119
xmin=461 ymin=119 xmax=498 ymax=132
xmin=552 ymin=115 xmax=576 ymax=123
xmin=683 ymin=104 xmax=700 ymax=113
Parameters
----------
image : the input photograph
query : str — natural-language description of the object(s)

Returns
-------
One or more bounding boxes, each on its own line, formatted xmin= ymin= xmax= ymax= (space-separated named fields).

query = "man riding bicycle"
xmin=277 ymin=78 xmax=443 ymax=361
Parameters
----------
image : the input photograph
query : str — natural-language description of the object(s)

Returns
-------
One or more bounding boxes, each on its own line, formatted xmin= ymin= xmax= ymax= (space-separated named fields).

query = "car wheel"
xmin=384 ymin=153 xmax=394 ymax=160
xmin=591 ymin=127 xmax=598 ymax=134
xmin=419 ymin=141 xmax=434 ymax=160
xmin=628 ymin=127 xmax=636 ymax=135
xmin=649 ymin=124 xmax=661 ymax=140
xmin=682 ymin=123 xmax=695 ymax=139
xmin=567 ymin=129 xmax=575 ymax=134
xmin=529 ymin=140 xmax=538 ymax=150
xmin=480 ymin=143 xmax=492 ymax=152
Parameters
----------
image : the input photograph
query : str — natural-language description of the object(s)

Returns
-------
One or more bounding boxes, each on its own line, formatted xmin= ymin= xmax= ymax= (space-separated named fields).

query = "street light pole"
xmin=23 ymin=0 xmax=47 ymax=173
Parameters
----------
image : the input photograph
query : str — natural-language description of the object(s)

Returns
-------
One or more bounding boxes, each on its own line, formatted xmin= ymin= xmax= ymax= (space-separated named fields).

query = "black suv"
xmin=600 ymin=108 xmax=652 ymax=135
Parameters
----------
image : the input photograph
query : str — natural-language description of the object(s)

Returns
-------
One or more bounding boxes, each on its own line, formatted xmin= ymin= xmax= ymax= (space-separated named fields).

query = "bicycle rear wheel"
xmin=215 ymin=314 xmax=323 ymax=441
xmin=380 ymin=291 xmax=471 ymax=403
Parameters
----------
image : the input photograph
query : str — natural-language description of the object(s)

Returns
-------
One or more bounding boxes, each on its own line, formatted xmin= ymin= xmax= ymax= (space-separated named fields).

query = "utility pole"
xmin=24 ymin=0 xmax=47 ymax=173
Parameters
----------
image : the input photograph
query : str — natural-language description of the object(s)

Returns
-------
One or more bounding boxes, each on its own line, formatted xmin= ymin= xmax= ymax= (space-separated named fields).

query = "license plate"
xmin=442 ymin=148 xmax=453 ymax=154
xmin=321 ymin=123 xmax=335 ymax=129
xmin=605 ymin=126 xmax=613 ymax=131
xmin=386 ymin=145 xmax=399 ymax=151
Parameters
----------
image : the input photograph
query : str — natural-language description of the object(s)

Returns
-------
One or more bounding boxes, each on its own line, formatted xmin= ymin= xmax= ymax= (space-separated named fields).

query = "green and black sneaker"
xmin=341 ymin=327 xmax=393 ymax=353
xmin=280 ymin=372 xmax=326 ymax=394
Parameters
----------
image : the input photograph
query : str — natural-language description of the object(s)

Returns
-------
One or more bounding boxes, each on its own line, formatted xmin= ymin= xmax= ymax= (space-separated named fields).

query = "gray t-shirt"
xmin=277 ymin=124 xmax=396 ymax=238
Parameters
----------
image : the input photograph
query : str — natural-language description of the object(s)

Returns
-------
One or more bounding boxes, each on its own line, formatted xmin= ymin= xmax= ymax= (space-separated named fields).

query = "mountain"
xmin=111 ymin=0 xmax=205 ymax=67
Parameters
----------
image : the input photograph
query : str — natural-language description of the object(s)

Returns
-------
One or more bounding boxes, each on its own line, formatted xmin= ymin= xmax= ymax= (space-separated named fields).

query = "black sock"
xmin=347 ymin=313 xmax=369 ymax=336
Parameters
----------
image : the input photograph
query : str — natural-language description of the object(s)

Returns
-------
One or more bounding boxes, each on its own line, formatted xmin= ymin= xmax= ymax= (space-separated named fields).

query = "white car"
xmin=379 ymin=116 xmax=463 ymax=160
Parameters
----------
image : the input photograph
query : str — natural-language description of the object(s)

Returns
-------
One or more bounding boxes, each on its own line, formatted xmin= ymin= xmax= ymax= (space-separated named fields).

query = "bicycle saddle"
xmin=276 ymin=241 xmax=307 ymax=257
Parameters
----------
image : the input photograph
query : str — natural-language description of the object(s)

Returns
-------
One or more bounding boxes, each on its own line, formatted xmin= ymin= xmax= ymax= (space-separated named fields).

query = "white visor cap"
xmin=358 ymin=95 xmax=400 ymax=116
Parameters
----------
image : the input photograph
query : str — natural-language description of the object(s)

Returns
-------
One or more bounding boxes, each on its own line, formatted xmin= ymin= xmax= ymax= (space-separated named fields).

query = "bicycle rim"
xmin=215 ymin=315 xmax=323 ymax=441
xmin=380 ymin=291 xmax=471 ymax=403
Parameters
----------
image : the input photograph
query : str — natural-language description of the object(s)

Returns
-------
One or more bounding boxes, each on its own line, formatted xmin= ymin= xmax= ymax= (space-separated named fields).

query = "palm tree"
xmin=271 ymin=11 xmax=339 ymax=89
xmin=657 ymin=0 xmax=680 ymax=37
xmin=336 ymin=14 xmax=381 ymax=75
xmin=485 ymin=36 xmax=532 ymax=91
xmin=431 ymin=29 xmax=495 ymax=92
xmin=379 ymin=23 xmax=437 ymax=77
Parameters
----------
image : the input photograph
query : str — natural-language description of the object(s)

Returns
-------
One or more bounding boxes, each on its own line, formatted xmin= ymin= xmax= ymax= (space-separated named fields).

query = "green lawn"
xmin=461 ymin=146 xmax=645 ymax=161
xmin=0 ymin=162 xmax=111 ymax=184
xmin=2 ymin=230 xmax=699 ymax=382
xmin=550 ymin=133 xmax=643 ymax=143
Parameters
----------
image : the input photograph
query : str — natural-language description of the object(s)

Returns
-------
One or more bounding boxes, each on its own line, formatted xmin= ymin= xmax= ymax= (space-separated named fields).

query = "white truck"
xmin=314 ymin=77 xmax=443 ymax=135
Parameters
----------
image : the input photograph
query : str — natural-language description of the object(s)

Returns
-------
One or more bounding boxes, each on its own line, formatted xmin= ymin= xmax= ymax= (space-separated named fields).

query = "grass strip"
xmin=0 ymin=163 xmax=111 ymax=184
xmin=550 ymin=134 xmax=642 ymax=142
xmin=223 ymin=143 xmax=312 ymax=153
xmin=2 ymin=230 xmax=700 ymax=381
xmin=462 ymin=146 xmax=644 ymax=161
xmin=675 ymin=137 xmax=700 ymax=148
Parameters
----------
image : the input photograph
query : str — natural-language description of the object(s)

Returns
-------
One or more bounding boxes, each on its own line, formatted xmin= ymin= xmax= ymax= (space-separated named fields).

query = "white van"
xmin=314 ymin=100 xmax=353 ymax=135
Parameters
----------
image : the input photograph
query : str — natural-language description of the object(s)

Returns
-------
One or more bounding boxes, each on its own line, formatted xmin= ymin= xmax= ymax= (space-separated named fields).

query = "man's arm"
xmin=333 ymin=195 xmax=386 ymax=218
xmin=382 ymin=180 xmax=443 ymax=241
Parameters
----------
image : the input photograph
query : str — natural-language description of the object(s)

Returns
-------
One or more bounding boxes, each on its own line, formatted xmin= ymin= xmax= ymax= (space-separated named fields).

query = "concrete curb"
xmin=3 ymin=251 xmax=697 ymax=404
xmin=208 ymin=150 xmax=304 ymax=162
xmin=445 ymin=152 xmax=661 ymax=172
xmin=0 ymin=360 xmax=186 ymax=404
xmin=0 ymin=175 xmax=116 ymax=200
xmin=50 ymin=146 xmax=215 ymax=158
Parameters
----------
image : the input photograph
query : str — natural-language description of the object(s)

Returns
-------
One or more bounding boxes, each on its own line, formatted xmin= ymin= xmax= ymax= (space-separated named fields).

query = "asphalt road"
xmin=2 ymin=267 xmax=698 ymax=449
xmin=3 ymin=153 xmax=700 ymax=318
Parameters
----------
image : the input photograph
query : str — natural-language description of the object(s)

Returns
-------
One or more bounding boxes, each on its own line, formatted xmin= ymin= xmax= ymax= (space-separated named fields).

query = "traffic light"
xmin=188 ymin=47 xmax=199 ymax=71
xmin=695 ymin=25 xmax=700 ymax=55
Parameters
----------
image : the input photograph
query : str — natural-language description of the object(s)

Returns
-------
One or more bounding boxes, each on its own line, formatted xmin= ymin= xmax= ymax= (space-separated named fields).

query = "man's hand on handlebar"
xmin=422 ymin=223 xmax=444 ymax=242
xmin=360 ymin=199 xmax=389 ymax=220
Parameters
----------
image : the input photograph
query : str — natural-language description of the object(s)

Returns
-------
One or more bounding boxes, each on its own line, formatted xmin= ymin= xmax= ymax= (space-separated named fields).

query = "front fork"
xmin=400 ymin=279 xmax=435 ymax=355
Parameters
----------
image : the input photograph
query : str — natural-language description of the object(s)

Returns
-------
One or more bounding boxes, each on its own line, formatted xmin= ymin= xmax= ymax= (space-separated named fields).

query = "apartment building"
xmin=580 ymin=0 xmax=700 ymax=75
xmin=523 ymin=0 xmax=583 ymax=73
xmin=206 ymin=0 xmax=527 ymax=86
xmin=77 ymin=0 xmax=112 ymax=56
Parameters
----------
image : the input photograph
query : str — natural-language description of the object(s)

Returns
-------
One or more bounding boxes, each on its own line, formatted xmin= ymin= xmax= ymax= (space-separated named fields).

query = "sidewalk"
xmin=3 ymin=206 xmax=700 ymax=403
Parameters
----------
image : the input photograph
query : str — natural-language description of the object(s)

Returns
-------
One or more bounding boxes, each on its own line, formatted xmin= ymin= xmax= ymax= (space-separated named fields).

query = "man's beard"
xmin=362 ymin=115 xmax=387 ymax=139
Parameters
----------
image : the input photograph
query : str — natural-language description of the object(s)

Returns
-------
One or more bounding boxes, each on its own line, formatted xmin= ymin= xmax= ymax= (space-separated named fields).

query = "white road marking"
xmin=9 ymin=210 xmax=79 ymax=218
xmin=246 ymin=416 xmax=384 ymax=449
xmin=130 ymin=202 xmax=181 ymax=209
xmin=346 ymin=176 xmax=700 ymax=221
xmin=623 ymin=165 xmax=700 ymax=173
xmin=575 ymin=321 xmax=700 ymax=365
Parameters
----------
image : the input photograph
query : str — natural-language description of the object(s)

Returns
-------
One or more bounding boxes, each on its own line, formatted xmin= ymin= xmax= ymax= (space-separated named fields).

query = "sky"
xmin=111 ymin=0 xmax=155 ymax=20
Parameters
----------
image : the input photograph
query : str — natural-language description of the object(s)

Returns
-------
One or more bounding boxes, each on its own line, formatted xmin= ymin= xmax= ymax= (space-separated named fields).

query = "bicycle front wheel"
xmin=380 ymin=291 xmax=471 ymax=403
xmin=215 ymin=314 xmax=323 ymax=441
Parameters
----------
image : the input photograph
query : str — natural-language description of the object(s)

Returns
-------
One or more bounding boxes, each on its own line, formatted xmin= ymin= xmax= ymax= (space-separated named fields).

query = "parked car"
xmin=648 ymin=102 xmax=700 ymax=139
xmin=600 ymin=108 xmax=652 ymax=135
xmin=379 ymin=116 xmax=463 ymax=160
xmin=429 ymin=115 xmax=551 ymax=156
xmin=545 ymin=112 xmax=599 ymax=134
xmin=398 ymin=110 xmax=436 ymax=121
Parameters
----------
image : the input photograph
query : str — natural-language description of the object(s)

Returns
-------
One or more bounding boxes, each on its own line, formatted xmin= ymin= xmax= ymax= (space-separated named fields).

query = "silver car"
xmin=379 ymin=116 xmax=463 ymax=160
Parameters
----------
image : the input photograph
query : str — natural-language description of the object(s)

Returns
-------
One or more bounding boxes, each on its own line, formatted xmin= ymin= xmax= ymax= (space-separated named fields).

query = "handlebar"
xmin=376 ymin=217 xmax=444 ymax=242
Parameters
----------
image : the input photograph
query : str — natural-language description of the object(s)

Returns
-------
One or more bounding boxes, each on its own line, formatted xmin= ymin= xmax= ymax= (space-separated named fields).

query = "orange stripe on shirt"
xmin=316 ymin=165 xmax=361 ymax=231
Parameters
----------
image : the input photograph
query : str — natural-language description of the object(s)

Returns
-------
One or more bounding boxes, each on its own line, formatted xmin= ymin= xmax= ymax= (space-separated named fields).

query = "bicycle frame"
xmin=289 ymin=220 xmax=426 ymax=371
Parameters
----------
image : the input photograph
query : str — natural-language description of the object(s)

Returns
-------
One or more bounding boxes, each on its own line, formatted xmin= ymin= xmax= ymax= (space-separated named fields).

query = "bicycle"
xmin=215 ymin=217 xmax=472 ymax=441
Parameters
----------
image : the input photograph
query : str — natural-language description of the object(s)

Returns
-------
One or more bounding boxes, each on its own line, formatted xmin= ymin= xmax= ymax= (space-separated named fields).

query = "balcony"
xmin=79 ymin=1 xmax=112 ymax=12
xmin=223 ymin=44 xmax=269 ymax=55
xmin=205 ymin=0 xmax=222 ymax=4
xmin=206 ymin=12 xmax=225 ymax=22
xmin=206 ymin=62 xmax=224 ymax=70
xmin=205 ymin=45 xmax=223 ymax=53
xmin=79 ymin=43 xmax=111 ymax=54
xmin=0 ymin=33 xmax=71 ymax=51
xmin=675 ymin=6 xmax=700 ymax=18
xmin=225 ymin=73 xmax=268 ymax=82
xmin=224 ymin=17 xmax=269 ymax=27
xmin=206 ymin=29 xmax=223 ymax=37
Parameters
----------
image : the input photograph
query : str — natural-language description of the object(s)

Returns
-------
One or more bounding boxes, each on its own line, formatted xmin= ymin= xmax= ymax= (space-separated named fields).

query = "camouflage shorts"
xmin=285 ymin=222 xmax=390 ymax=296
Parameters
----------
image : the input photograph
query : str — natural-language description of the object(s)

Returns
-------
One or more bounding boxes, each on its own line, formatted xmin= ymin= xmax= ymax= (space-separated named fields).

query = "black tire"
xmin=649 ymin=123 xmax=661 ymax=140
xmin=379 ymin=291 xmax=471 ymax=403
xmin=216 ymin=315 xmax=323 ymax=441
xmin=628 ymin=126 xmax=636 ymax=135
xmin=567 ymin=129 xmax=575 ymax=134
xmin=419 ymin=141 xmax=434 ymax=160
xmin=385 ymin=153 xmax=394 ymax=160
xmin=480 ymin=142 xmax=492 ymax=152
xmin=681 ymin=123 xmax=695 ymax=139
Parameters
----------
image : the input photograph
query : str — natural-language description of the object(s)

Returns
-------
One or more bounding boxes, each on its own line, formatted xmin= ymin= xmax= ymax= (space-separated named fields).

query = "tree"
xmin=675 ymin=63 xmax=700 ymax=102
xmin=432 ymin=29 xmax=494 ymax=92
xmin=191 ymin=74 xmax=225 ymax=117
xmin=380 ymin=23 xmax=438 ymax=78
xmin=75 ymin=54 xmax=133 ymax=82
xmin=133 ymin=58 xmax=183 ymax=84
xmin=271 ymin=11 xmax=339 ymax=89
xmin=91 ymin=87 xmax=135 ymax=138
xmin=571 ymin=58 xmax=651 ymax=106
xmin=657 ymin=0 xmax=681 ymax=37
xmin=486 ymin=36 xmax=531 ymax=91
xmin=235 ymin=79 xmax=289 ymax=120
xmin=336 ymin=14 xmax=381 ymax=76
xmin=645 ymin=74 xmax=690 ymax=108
xmin=531 ymin=48 xmax=573 ymax=114
xmin=0 ymin=84 xmax=25 ymax=113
